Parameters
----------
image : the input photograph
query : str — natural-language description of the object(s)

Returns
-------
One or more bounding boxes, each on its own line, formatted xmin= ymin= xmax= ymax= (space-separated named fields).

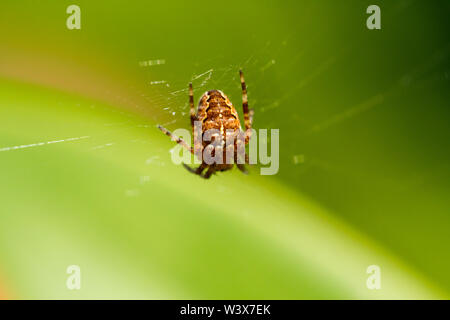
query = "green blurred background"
xmin=0 ymin=0 xmax=449 ymax=299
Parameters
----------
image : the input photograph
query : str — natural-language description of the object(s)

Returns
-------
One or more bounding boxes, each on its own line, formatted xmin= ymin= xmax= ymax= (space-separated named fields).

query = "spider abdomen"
xmin=198 ymin=90 xmax=241 ymax=137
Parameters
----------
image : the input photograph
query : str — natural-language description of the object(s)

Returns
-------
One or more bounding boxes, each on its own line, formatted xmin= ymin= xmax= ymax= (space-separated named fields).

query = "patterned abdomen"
xmin=197 ymin=90 xmax=242 ymax=138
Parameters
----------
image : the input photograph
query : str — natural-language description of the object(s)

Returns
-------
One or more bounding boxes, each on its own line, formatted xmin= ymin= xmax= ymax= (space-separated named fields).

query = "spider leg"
xmin=183 ymin=163 xmax=207 ymax=176
xmin=189 ymin=82 xmax=196 ymax=131
xmin=203 ymin=167 xmax=215 ymax=179
xmin=248 ymin=109 xmax=254 ymax=128
xmin=234 ymin=148 xmax=250 ymax=172
xmin=239 ymin=70 xmax=254 ymax=144
xmin=236 ymin=164 xmax=248 ymax=175
xmin=189 ymin=82 xmax=204 ymax=161
xmin=184 ymin=163 xmax=213 ymax=179
xmin=235 ymin=136 xmax=249 ymax=165
xmin=157 ymin=125 xmax=193 ymax=154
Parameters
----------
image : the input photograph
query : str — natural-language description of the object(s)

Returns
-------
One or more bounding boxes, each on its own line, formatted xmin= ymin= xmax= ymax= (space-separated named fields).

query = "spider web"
xmin=137 ymin=40 xmax=283 ymax=130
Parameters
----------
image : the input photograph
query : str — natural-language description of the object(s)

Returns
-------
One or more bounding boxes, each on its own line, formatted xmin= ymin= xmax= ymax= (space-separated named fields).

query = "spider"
xmin=158 ymin=70 xmax=254 ymax=179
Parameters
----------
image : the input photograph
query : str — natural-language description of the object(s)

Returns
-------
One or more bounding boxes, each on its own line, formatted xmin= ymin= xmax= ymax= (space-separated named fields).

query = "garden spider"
xmin=158 ymin=70 xmax=254 ymax=179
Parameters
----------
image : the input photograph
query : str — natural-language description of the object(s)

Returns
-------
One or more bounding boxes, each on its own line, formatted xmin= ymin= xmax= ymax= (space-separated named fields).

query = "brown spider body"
xmin=195 ymin=89 xmax=242 ymax=172
xmin=158 ymin=70 xmax=253 ymax=179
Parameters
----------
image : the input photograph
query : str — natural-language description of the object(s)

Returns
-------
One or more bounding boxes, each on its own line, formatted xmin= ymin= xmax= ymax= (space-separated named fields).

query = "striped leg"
xmin=234 ymin=145 xmax=250 ymax=173
xmin=189 ymin=83 xmax=203 ymax=160
xmin=237 ymin=164 xmax=248 ymax=174
xmin=239 ymin=70 xmax=254 ymax=144
xmin=189 ymin=82 xmax=196 ymax=131
xmin=157 ymin=125 xmax=193 ymax=154
xmin=183 ymin=163 xmax=213 ymax=179
xmin=203 ymin=167 xmax=215 ymax=179
xmin=183 ymin=163 xmax=207 ymax=176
